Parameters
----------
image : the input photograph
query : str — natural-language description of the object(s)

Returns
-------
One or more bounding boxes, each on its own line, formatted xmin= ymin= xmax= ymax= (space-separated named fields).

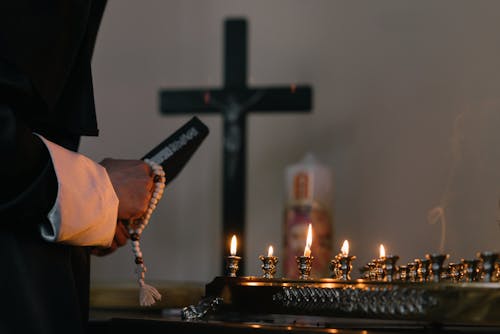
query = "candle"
xmin=304 ymin=224 xmax=312 ymax=257
xmin=260 ymin=245 xmax=278 ymax=279
xmin=341 ymin=240 xmax=349 ymax=257
xmin=226 ymin=235 xmax=241 ymax=277
xmin=230 ymin=235 xmax=237 ymax=256
xmin=379 ymin=244 xmax=386 ymax=259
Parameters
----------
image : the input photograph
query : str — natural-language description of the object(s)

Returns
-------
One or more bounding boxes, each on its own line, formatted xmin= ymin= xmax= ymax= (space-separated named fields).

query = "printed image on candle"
xmin=284 ymin=207 xmax=332 ymax=278
xmin=284 ymin=154 xmax=333 ymax=279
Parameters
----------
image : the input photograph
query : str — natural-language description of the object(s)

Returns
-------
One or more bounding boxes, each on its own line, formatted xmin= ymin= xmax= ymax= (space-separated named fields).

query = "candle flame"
xmin=304 ymin=224 xmax=312 ymax=257
xmin=379 ymin=244 xmax=386 ymax=258
xmin=230 ymin=235 xmax=237 ymax=256
xmin=341 ymin=240 xmax=349 ymax=257
xmin=268 ymin=245 xmax=274 ymax=257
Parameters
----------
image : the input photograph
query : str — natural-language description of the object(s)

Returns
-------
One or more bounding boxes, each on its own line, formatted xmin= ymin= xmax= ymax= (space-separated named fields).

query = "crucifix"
xmin=160 ymin=18 xmax=313 ymax=274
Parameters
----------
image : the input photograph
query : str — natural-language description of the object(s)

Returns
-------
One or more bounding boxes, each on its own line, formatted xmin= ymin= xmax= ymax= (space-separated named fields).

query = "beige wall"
xmin=84 ymin=0 xmax=500 ymax=283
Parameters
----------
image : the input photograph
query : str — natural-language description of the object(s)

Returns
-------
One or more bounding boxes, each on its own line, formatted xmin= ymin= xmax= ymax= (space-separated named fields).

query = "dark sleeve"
xmin=0 ymin=60 xmax=57 ymax=224
xmin=0 ymin=1 xmax=90 ymax=112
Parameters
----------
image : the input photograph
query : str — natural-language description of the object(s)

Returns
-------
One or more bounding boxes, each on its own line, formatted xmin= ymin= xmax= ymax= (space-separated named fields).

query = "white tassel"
xmin=139 ymin=282 xmax=162 ymax=307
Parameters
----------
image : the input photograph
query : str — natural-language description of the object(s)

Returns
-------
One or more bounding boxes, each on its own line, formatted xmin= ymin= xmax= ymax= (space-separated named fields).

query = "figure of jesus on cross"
xmin=160 ymin=18 xmax=313 ymax=274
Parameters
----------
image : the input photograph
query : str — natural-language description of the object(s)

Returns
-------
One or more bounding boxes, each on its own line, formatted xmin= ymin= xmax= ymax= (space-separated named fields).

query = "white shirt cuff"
xmin=36 ymin=134 xmax=119 ymax=247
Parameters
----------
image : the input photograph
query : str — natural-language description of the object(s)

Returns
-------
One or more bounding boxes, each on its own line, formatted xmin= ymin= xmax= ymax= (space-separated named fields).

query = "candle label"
xmin=284 ymin=154 xmax=333 ymax=279
xmin=284 ymin=205 xmax=332 ymax=278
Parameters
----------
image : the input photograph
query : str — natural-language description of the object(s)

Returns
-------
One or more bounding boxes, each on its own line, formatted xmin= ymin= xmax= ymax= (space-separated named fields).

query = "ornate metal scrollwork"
xmin=272 ymin=285 xmax=438 ymax=316
xmin=181 ymin=297 xmax=223 ymax=320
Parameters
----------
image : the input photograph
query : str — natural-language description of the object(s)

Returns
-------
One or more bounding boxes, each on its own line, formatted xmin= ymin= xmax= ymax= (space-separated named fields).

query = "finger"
xmin=114 ymin=223 xmax=129 ymax=247
xmin=117 ymin=220 xmax=131 ymax=238
xmin=91 ymin=243 xmax=116 ymax=257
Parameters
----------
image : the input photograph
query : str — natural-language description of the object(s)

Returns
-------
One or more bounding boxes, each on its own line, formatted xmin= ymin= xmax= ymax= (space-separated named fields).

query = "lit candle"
xmin=379 ymin=244 xmax=386 ymax=259
xmin=260 ymin=245 xmax=278 ymax=279
xmin=341 ymin=240 xmax=349 ymax=257
xmin=230 ymin=235 xmax=237 ymax=256
xmin=226 ymin=235 xmax=241 ymax=277
xmin=304 ymin=224 xmax=312 ymax=257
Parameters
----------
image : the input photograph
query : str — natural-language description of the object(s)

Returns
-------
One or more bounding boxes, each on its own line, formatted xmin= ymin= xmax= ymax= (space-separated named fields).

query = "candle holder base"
xmin=260 ymin=256 xmax=278 ymax=279
xmin=296 ymin=256 xmax=314 ymax=280
xmin=338 ymin=255 xmax=356 ymax=281
xmin=226 ymin=256 xmax=242 ymax=277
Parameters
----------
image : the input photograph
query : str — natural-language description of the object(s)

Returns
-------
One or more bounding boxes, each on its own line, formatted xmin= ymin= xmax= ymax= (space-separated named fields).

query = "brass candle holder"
xmin=407 ymin=262 xmax=418 ymax=282
xmin=375 ymin=258 xmax=385 ymax=281
xmin=382 ymin=255 xmax=399 ymax=282
xmin=338 ymin=255 xmax=356 ymax=280
xmin=447 ymin=263 xmax=463 ymax=282
xmin=259 ymin=255 xmax=278 ymax=279
xmin=398 ymin=265 xmax=408 ymax=282
xmin=461 ymin=259 xmax=480 ymax=282
xmin=367 ymin=261 xmax=377 ymax=281
xmin=329 ymin=256 xmax=341 ymax=279
xmin=296 ymin=256 xmax=314 ymax=280
xmin=478 ymin=251 xmax=499 ymax=282
xmin=426 ymin=253 xmax=449 ymax=283
xmin=226 ymin=255 xmax=242 ymax=277
xmin=416 ymin=258 xmax=430 ymax=282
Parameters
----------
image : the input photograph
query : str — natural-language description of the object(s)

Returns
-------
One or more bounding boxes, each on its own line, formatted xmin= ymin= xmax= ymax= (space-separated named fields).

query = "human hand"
xmin=100 ymin=158 xmax=153 ymax=220
xmin=91 ymin=220 xmax=130 ymax=256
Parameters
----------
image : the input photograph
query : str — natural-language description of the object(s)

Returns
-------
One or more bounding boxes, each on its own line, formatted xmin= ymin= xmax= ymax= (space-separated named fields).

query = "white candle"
xmin=304 ymin=224 xmax=312 ymax=257
xmin=268 ymin=245 xmax=274 ymax=257
xmin=341 ymin=240 xmax=349 ymax=257
xmin=230 ymin=235 xmax=237 ymax=256
xmin=379 ymin=244 xmax=386 ymax=258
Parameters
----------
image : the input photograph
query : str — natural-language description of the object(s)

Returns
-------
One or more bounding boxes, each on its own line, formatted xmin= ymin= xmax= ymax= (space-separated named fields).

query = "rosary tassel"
xmin=139 ymin=279 xmax=162 ymax=307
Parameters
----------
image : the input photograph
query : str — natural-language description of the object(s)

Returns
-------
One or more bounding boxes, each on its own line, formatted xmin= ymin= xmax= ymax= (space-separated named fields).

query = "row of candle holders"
xmin=359 ymin=251 xmax=500 ymax=283
xmin=226 ymin=251 xmax=500 ymax=283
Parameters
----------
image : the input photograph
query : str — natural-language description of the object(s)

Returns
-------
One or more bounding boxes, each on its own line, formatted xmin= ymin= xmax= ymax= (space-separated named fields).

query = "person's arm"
xmin=0 ymin=59 xmax=59 ymax=225
xmin=36 ymin=135 xmax=119 ymax=246
xmin=1 ymin=60 xmax=152 ymax=249
xmin=0 ymin=61 xmax=118 ymax=246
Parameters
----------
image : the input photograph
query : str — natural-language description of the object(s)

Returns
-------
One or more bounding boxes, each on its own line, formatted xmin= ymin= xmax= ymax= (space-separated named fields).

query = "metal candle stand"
xmin=416 ymin=258 xmax=430 ymax=282
xmin=447 ymin=262 xmax=463 ymax=282
xmin=427 ymin=253 xmax=449 ymax=283
xmin=398 ymin=265 xmax=408 ymax=281
xmin=183 ymin=250 xmax=500 ymax=323
xmin=367 ymin=262 xmax=377 ymax=281
xmin=331 ymin=255 xmax=356 ymax=280
xmin=226 ymin=256 xmax=242 ymax=277
xmin=382 ymin=255 xmax=399 ymax=282
xmin=226 ymin=249 xmax=500 ymax=283
xmin=375 ymin=258 xmax=385 ymax=281
xmin=329 ymin=256 xmax=341 ymax=279
xmin=462 ymin=259 xmax=480 ymax=282
xmin=259 ymin=255 xmax=278 ymax=279
xmin=296 ymin=256 xmax=314 ymax=280
xmin=479 ymin=251 xmax=498 ymax=282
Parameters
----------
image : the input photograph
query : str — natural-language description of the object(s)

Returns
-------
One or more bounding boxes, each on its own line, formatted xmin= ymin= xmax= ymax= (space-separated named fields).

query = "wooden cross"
xmin=160 ymin=18 xmax=313 ymax=274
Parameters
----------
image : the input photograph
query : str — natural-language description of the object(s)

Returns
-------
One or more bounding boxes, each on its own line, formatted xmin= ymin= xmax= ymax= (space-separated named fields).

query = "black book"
xmin=142 ymin=116 xmax=209 ymax=185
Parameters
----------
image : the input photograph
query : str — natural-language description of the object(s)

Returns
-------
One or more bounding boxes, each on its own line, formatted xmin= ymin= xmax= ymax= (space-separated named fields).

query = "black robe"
xmin=0 ymin=1 xmax=107 ymax=333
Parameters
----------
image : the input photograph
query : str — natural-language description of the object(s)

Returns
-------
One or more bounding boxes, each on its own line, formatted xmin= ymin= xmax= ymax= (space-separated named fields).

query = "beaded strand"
xmin=129 ymin=159 xmax=166 ymax=306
